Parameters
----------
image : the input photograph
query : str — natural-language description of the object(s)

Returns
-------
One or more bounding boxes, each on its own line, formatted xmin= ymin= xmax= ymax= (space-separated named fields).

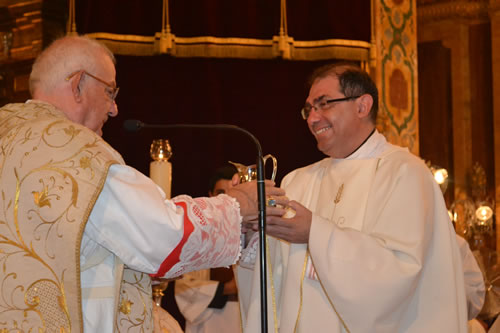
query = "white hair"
xmin=29 ymin=36 xmax=115 ymax=96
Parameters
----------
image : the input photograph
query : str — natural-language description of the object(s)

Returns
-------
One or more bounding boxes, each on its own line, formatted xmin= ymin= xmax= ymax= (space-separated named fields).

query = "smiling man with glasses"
xmin=0 ymin=35 xmax=286 ymax=333
xmin=239 ymin=63 xmax=468 ymax=332
xmin=300 ymin=95 xmax=361 ymax=120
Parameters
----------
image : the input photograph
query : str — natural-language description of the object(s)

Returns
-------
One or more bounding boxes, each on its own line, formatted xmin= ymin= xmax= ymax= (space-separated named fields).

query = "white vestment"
xmin=81 ymin=164 xmax=242 ymax=332
xmin=456 ymin=235 xmax=485 ymax=320
xmin=238 ymin=130 xmax=467 ymax=332
xmin=153 ymin=306 xmax=184 ymax=333
xmin=175 ymin=269 xmax=241 ymax=333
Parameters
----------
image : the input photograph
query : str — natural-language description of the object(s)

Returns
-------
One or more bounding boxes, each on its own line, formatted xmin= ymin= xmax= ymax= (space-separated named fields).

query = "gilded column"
xmin=417 ymin=1 xmax=491 ymax=200
xmin=373 ymin=0 xmax=419 ymax=155
xmin=490 ymin=0 xmax=500 ymax=249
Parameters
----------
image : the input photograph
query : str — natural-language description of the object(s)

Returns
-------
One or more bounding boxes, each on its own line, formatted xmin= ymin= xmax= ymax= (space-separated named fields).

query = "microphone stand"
xmin=256 ymin=149 xmax=268 ymax=333
xmin=125 ymin=120 xmax=269 ymax=333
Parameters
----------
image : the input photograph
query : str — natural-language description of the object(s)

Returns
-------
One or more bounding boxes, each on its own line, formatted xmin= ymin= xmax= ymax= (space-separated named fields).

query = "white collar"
xmin=343 ymin=130 xmax=389 ymax=160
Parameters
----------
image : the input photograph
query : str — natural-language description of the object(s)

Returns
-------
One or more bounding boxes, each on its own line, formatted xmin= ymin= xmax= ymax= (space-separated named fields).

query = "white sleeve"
xmin=456 ymin=235 xmax=485 ymax=319
xmin=85 ymin=164 xmax=242 ymax=277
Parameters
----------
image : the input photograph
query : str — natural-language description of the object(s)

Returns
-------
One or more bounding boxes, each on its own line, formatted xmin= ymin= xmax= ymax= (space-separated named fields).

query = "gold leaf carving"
xmin=32 ymin=186 xmax=51 ymax=208
xmin=418 ymin=0 xmax=489 ymax=23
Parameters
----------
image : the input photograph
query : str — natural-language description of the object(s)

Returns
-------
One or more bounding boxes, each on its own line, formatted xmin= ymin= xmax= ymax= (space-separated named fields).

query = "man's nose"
xmin=307 ymin=106 xmax=321 ymax=124
xmin=108 ymin=101 xmax=118 ymax=117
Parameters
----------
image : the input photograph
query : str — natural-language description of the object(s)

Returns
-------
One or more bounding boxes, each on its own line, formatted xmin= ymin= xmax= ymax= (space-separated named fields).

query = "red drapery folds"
xmin=75 ymin=1 xmax=371 ymax=197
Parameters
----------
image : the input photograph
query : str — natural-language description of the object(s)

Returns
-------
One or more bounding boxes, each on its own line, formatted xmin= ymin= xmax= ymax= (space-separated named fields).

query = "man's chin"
xmin=316 ymin=142 xmax=330 ymax=156
xmin=317 ymin=142 xmax=339 ymax=158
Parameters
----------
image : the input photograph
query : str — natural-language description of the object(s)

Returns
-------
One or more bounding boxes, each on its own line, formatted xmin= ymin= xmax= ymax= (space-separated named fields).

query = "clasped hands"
xmin=226 ymin=179 xmax=311 ymax=244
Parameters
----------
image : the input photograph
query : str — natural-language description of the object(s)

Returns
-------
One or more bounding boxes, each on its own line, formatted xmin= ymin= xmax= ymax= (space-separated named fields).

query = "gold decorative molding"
xmin=85 ymin=31 xmax=371 ymax=63
xmin=66 ymin=0 xmax=77 ymax=36
xmin=490 ymin=0 xmax=500 ymax=15
xmin=0 ymin=0 xmax=42 ymax=62
xmin=418 ymin=0 xmax=490 ymax=23
xmin=68 ymin=0 xmax=373 ymax=64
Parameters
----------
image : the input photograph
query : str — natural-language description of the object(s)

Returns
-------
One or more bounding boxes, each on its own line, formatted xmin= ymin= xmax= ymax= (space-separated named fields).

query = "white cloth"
xmin=81 ymin=164 xmax=242 ymax=332
xmin=456 ymin=235 xmax=485 ymax=319
xmin=153 ymin=306 xmax=184 ymax=333
xmin=175 ymin=270 xmax=241 ymax=333
xmin=238 ymin=130 xmax=468 ymax=332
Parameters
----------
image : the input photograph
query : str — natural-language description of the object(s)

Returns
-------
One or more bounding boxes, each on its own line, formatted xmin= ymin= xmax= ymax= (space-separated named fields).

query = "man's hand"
xmin=254 ymin=200 xmax=312 ymax=244
xmin=225 ymin=180 xmax=286 ymax=222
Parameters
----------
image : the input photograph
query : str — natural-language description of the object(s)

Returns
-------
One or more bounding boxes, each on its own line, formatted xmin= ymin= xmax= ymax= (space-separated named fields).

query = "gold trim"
xmin=266 ymin=237 xmax=279 ymax=333
xmin=70 ymin=0 xmax=375 ymax=62
xmin=277 ymin=0 xmax=291 ymax=58
xmin=370 ymin=0 xmax=377 ymax=67
xmin=76 ymin=159 xmax=120 ymax=332
xmin=67 ymin=0 xmax=77 ymax=36
xmin=418 ymin=0 xmax=490 ymax=23
xmin=490 ymin=0 xmax=500 ymax=14
xmin=309 ymin=252 xmax=351 ymax=333
xmin=85 ymin=32 xmax=371 ymax=61
xmin=292 ymin=250 xmax=309 ymax=333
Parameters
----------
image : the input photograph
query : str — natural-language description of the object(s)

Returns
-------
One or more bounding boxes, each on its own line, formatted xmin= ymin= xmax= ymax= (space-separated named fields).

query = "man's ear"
xmin=231 ymin=173 xmax=240 ymax=186
xmin=357 ymin=94 xmax=373 ymax=119
xmin=69 ymin=71 xmax=84 ymax=103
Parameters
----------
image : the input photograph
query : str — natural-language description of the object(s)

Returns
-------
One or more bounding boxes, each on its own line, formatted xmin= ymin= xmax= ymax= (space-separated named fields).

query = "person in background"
xmin=238 ymin=63 xmax=468 ymax=332
xmin=0 ymin=35 xmax=286 ymax=332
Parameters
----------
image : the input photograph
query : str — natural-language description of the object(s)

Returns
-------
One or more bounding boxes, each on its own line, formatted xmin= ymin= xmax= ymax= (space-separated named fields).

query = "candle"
xmin=150 ymin=139 xmax=173 ymax=199
xmin=150 ymin=160 xmax=172 ymax=199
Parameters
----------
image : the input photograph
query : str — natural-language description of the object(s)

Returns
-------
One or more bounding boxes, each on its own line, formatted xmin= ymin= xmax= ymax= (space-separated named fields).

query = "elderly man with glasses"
xmin=0 ymin=35 xmax=286 ymax=332
xmin=238 ymin=63 xmax=468 ymax=332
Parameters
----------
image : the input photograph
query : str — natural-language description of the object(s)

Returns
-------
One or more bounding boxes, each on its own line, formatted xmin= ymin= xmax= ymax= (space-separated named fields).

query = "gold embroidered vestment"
xmin=0 ymin=102 xmax=123 ymax=332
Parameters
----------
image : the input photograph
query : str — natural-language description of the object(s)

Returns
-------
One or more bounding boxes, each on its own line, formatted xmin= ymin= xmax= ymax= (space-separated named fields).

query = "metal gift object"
xmin=229 ymin=154 xmax=277 ymax=183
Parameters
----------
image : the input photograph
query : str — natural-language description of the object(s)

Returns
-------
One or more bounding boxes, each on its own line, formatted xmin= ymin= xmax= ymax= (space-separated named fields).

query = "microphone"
xmin=123 ymin=119 xmax=145 ymax=132
xmin=123 ymin=119 xmax=270 ymax=333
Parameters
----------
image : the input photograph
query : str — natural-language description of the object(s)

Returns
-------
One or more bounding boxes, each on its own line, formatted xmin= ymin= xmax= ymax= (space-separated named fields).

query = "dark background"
xmin=74 ymin=0 xmax=371 ymax=197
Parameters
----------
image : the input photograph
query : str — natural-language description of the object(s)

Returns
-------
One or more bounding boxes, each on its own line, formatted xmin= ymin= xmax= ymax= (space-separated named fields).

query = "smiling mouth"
xmin=314 ymin=126 xmax=332 ymax=135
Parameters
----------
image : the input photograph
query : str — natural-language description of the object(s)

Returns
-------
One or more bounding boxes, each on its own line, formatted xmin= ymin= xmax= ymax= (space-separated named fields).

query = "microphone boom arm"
xmin=124 ymin=119 xmax=269 ymax=333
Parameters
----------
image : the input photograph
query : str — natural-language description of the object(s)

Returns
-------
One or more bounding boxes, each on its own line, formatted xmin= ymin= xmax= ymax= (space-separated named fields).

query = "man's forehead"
xmin=98 ymin=58 xmax=117 ymax=82
xmin=307 ymin=76 xmax=340 ymax=101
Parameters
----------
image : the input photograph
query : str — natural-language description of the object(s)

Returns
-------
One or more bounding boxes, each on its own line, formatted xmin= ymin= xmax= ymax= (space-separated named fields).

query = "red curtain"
xmin=76 ymin=1 xmax=371 ymax=197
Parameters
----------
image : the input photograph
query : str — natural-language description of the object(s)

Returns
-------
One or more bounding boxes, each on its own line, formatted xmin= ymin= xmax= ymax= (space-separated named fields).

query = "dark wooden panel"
xmin=0 ymin=58 xmax=34 ymax=105
xmin=469 ymin=22 xmax=494 ymax=197
xmin=418 ymin=40 xmax=454 ymax=205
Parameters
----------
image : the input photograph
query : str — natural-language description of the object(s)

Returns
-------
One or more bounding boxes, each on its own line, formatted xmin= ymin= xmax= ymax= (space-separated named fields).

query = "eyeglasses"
xmin=66 ymin=70 xmax=120 ymax=101
xmin=301 ymin=95 xmax=361 ymax=120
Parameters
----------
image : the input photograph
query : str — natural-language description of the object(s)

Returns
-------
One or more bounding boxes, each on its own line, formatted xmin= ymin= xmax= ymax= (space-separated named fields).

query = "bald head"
xmin=30 ymin=36 xmax=115 ymax=97
xmin=29 ymin=36 xmax=119 ymax=136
